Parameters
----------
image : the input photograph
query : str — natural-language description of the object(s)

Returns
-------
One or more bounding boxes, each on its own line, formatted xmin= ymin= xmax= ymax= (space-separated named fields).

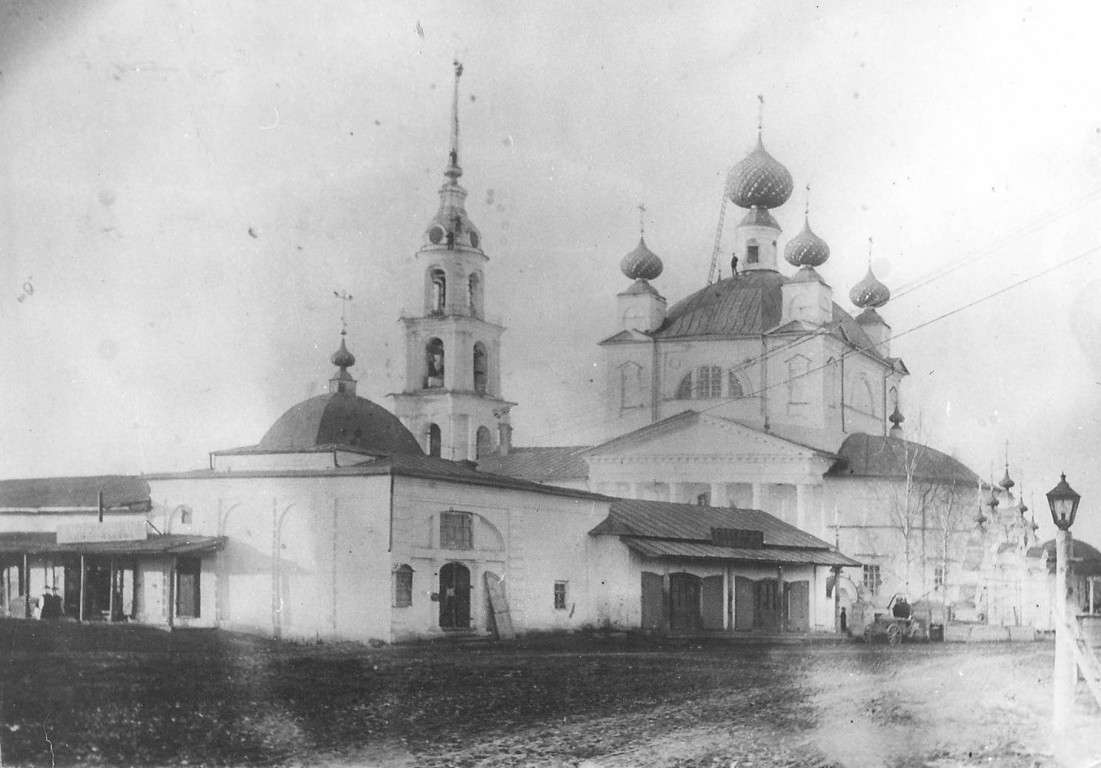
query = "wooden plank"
xmin=483 ymin=571 xmax=515 ymax=640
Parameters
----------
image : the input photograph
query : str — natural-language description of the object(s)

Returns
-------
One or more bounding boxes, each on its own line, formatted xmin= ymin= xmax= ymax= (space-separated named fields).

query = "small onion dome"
xmin=1000 ymin=468 xmax=1015 ymax=490
xmin=849 ymin=266 xmax=891 ymax=309
xmin=620 ymin=237 xmax=664 ymax=281
xmin=331 ymin=336 xmax=356 ymax=369
xmin=1029 ymin=514 xmax=1039 ymax=532
xmin=1019 ymin=499 xmax=1029 ymax=516
xmin=726 ymin=136 xmax=793 ymax=210
xmin=974 ymin=506 xmax=987 ymax=527
xmin=785 ymin=218 xmax=831 ymax=267
xmin=889 ymin=404 xmax=905 ymax=428
xmin=985 ymin=489 xmax=1000 ymax=510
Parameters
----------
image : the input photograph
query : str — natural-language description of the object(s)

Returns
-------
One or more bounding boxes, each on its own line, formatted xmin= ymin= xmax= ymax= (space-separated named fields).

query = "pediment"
xmin=585 ymin=412 xmax=832 ymax=463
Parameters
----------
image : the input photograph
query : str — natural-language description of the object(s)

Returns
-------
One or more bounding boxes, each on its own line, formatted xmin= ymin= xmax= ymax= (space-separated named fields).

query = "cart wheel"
xmin=887 ymin=623 xmax=902 ymax=646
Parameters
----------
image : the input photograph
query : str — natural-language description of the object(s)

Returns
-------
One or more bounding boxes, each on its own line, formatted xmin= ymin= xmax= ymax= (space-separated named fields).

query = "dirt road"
xmin=0 ymin=621 xmax=1097 ymax=767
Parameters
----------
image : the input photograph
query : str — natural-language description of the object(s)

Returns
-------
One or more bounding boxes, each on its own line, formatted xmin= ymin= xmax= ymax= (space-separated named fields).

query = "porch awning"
xmin=0 ymin=532 xmax=226 ymax=557
xmin=623 ymin=537 xmax=860 ymax=567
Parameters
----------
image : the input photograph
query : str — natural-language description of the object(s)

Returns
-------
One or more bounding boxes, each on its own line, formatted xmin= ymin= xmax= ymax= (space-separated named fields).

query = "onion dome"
xmin=985 ymin=489 xmax=1000 ymax=510
xmin=849 ymin=266 xmax=891 ymax=309
xmin=620 ymin=238 xmax=664 ymax=281
xmin=1000 ymin=467 xmax=1015 ymax=491
xmin=784 ymin=218 xmax=831 ymax=267
xmin=726 ymin=136 xmax=793 ymax=210
xmin=889 ymin=404 xmax=905 ymax=438
xmin=331 ymin=336 xmax=356 ymax=369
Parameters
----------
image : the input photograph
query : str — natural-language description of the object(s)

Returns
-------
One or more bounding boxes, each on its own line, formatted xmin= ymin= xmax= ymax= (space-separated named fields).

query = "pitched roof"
xmin=591 ymin=499 xmax=858 ymax=566
xmin=0 ymin=476 xmax=150 ymax=512
xmin=476 ymin=446 xmax=591 ymax=482
xmin=0 ymin=532 xmax=224 ymax=556
xmin=827 ymin=433 xmax=980 ymax=484
xmin=148 ymin=453 xmax=609 ymax=502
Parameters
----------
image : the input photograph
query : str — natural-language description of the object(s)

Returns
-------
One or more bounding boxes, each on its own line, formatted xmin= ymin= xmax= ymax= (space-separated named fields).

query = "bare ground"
xmin=0 ymin=620 xmax=1097 ymax=767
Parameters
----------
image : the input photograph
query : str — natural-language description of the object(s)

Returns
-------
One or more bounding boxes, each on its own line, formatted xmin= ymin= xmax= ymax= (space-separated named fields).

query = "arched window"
xmin=676 ymin=372 xmax=693 ymax=400
xmin=476 ymin=426 xmax=493 ymax=458
xmin=473 ymin=342 xmax=488 ymax=393
xmin=427 ymin=423 xmax=441 ymax=457
xmin=619 ymin=361 xmax=643 ymax=409
xmin=430 ymin=269 xmax=446 ymax=315
xmin=787 ymin=355 xmax=809 ymax=405
xmin=468 ymin=273 xmax=482 ymax=318
xmin=392 ymin=564 xmax=414 ymax=608
xmin=727 ymin=371 xmax=745 ymax=399
xmin=826 ymin=358 xmax=838 ymax=409
xmin=694 ymin=366 xmax=722 ymax=398
xmin=425 ymin=338 xmax=444 ymax=388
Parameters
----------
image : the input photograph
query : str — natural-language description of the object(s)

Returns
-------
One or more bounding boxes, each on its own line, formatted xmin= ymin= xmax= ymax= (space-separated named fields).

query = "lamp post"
xmin=1046 ymin=472 xmax=1081 ymax=734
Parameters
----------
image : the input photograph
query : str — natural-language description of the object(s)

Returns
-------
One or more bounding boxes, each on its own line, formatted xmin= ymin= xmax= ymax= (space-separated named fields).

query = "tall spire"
xmin=330 ymin=291 xmax=357 ymax=395
xmin=446 ymin=59 xmax=464 ymax=181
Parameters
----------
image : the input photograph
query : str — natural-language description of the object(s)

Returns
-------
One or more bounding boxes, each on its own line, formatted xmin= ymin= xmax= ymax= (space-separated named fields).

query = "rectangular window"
xmin=554 ymin=581 xmax=567 ymax=610
xmin=393 ymin=565 xmax=413 ymax=608
xmin=934 ymin=565 xmax=945 ymax=589
xmin=440 ymin=511 xmax=473 ymax=550
xmin=862 ymin=564 xmax=882 ymax=597
xmin=696 ymin=492 xmax=711 ymax=507
xmin=747 ymin=244 xmax=759 ymax=264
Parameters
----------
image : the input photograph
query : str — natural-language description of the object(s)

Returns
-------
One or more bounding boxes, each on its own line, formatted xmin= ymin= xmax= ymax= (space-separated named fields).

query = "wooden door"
xmin=734 ymin=576 xmax=754 ymax=631
xmin=786 ymin=580 xmax=810 ymax=632
xmin=701 ymin=575 xmax=724 ymax=630
xmin=641 ymin=572 xmax=665 ymax=630
xmin=669 ymin=573 xmax=701 ymax=631
xmin=755 ymin=579 xmax=781 ymax=631
xmin=176 ymin=558 xmax=201 ymax=619
xmin=439 ymin=562 xmax=471 ymax=629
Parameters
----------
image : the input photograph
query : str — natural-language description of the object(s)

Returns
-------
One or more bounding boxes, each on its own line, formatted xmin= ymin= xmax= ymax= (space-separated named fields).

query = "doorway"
xmin=439 ymin=562 xmax=471 ymax=629
xmin=669 ymin=572 xmax=701 ymax=631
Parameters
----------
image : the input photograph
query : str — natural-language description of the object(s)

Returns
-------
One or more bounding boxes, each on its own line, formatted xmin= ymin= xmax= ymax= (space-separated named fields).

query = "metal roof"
xmin=0 ymin=476 xmax=150 ymax=512
xmin=828 ymin=433 xmax=981 ymax=484
xmin=593 ymin=498 xmax=841 ymax=550
xmin=0 ymin=532 xmax=225 ymax=556
xmin=258 ymin=392 xmax=424 ymax=455
xmin=476 ymin=446 xmax=591 ymax=481
xmin=624 ymin=538 xmax=859 ymax=566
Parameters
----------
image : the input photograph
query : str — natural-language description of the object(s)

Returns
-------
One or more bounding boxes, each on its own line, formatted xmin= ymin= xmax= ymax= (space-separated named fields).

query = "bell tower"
xmin=391 ymin=62 xmax=514 ymax=461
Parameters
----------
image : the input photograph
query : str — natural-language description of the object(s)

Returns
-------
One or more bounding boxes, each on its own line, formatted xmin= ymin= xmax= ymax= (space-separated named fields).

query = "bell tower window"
xmin=469 ymin=273 xmax=482 ymax=318
xmin=427 ymin=424 xmax=442 ymax=457
xmin=430 ymin=269 xmax=447 ymax=315
xmin=476 ymin=426 xmax=493 ymax=458
xmin=425 ymin=338 xmax=445 ymax=388
xmin=746 ymin=242 xmax=760 ymax=264
xmin=473 ymin=343 xmax=488 ymax=393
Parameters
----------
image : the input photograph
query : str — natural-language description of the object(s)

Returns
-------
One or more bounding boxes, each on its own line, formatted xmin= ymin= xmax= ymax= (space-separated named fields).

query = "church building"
xmin=0 ymin=65 xmax=857 ymax=642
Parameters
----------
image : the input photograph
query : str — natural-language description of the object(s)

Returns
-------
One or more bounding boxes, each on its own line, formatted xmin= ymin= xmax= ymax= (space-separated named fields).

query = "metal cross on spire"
xmin=867 ymin=236 xmax=874 ymax=267
xmin=804 ymin=183 xmax=811 ymax=219
xmin=333 ymin=290 xmax=354 ymax=335
xmin=447 ymin=58 xmax=464 ymax=178
xmin=638 ymin=202 xmax=646 ymax=237
xmin=757 ymin=94 xmax=765 ymax=138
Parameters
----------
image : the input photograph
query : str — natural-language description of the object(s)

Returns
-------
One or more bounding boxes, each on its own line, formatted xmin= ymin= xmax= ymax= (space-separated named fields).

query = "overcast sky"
xmin=2 ymin=0 xmax=1101 ymax=544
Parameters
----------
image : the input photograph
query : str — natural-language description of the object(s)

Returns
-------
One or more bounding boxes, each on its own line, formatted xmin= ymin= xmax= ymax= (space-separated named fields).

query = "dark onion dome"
xmin=849 ymin=265 xmax=891 ymax=308
xmin=726 ymin=136 xmax=794 ymax=210
xmin=620 ymin=237 xmax=664 ymax=281
xmin=331 ymin=337 xmax=356 ymax=368
xmin=259 ymin=393 xmax=424 ymax=455
xmin=1000 ymin=467 xmax=1015 ymax=490
xmin=653 ymin=271 xmax=884 ymax=356
xmin=784 ymin=218 xmax=831 ymax=267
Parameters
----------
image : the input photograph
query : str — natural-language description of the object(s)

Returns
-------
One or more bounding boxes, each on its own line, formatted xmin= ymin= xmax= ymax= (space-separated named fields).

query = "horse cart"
xmin=863 ymin=595 xmax=928 ymax=645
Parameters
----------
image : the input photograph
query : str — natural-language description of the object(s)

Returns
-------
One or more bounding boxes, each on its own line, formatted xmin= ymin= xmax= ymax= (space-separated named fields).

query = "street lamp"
xmin=1046 ymin=472 xmax=1081 ymax=734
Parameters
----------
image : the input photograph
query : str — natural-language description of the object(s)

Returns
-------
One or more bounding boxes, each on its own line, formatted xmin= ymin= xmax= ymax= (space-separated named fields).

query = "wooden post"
xmin=167 ymin=557 xmax=176 ymax=629
xmin=78 ymin=555 xmax=86 ymax=622
xmin=777 ymin=565 xmax=786 ymax=633
xmin=107 ymin=558 xmax=115 ymax=623
xmin=22 ymin=554 xmax=29 ymax=619
xmin=833 ymin=566 xmax=842 ymax=634
xmin=1054 ymin=528 xmax=1074 ymax=733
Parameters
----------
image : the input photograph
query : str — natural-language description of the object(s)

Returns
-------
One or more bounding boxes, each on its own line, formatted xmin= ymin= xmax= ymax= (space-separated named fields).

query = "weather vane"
xmin=333 ymin=290 xmax=354 ymax=334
